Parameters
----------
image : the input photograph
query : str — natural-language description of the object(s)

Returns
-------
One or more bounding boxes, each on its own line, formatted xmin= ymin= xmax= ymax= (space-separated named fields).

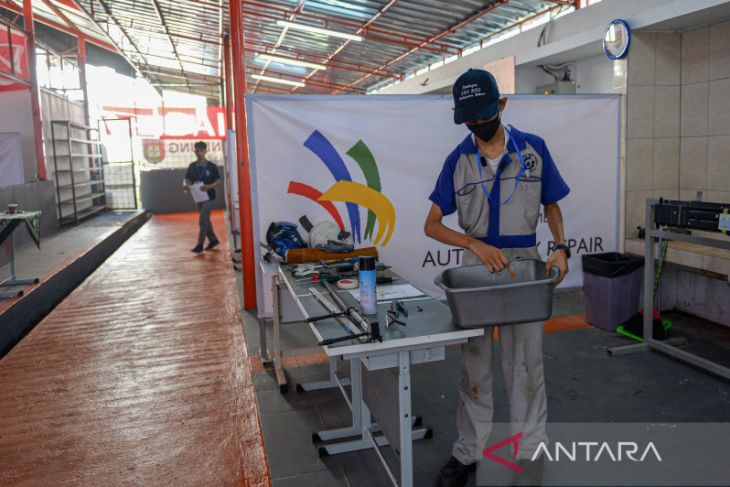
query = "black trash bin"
xmin=582 ymin=252 xmax=644 ymax=331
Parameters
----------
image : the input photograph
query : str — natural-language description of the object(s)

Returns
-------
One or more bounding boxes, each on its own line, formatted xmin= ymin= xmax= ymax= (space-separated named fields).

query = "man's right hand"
xmin=468 ymin=239 xmax=509 ymax=273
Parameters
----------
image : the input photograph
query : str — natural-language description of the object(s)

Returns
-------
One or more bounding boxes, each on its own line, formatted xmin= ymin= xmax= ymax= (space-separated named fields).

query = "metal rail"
xmin=609 ymin=199 xmax=730 ymax=379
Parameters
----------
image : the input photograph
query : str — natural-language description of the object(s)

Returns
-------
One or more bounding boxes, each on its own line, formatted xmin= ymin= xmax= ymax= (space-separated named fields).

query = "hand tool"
xmin=307 ymin=284 xmax=383 ymax=345
xmin=319 ymin=332 xmax=370 ymax=346
xmin=386 ymin=300 xmax=408 ymax=328
xmin=307 ymin=287 xmax=362 ymax=337
xmin=322 ymin=281 xmax=382 ymax=343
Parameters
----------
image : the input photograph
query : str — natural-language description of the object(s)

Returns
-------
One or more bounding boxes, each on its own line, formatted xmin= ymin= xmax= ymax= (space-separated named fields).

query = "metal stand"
xmin=268 ymin=274 xmax=343 ymax=393
xmin=313 ymin=354 xmax=429 ymax=487
xmin=609 ymin=199 xmax=730 ymax=379
xmin=0 ymin=232 xmax=39 ymax=298
xmin=271 ymin=274 xmax=284 ymax=390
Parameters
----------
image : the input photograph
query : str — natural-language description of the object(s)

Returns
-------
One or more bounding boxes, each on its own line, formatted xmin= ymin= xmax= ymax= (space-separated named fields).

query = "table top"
xmin=0 ymin=211 xmax=42 ymax=249
xmin=0 ymin=211 xmax=41 ymax=221
xmin=278 ymin=263 xmax=483 ymax=358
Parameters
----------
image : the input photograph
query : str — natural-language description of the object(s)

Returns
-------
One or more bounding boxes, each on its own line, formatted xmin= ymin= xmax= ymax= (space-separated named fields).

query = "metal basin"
xmin=434 ymin=259 xmax=559 ymax=328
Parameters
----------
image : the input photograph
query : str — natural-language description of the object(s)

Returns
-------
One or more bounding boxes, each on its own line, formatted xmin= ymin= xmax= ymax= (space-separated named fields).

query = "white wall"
xmin=623 ymin=22 xmax=730 ymax=240
xmin=507 ymin=53 xmax=614 ymax=95
xmin=575 ymin=54 xmax=615 ymax=93
xmin=0 ymin=89 xmax=37 ymax=182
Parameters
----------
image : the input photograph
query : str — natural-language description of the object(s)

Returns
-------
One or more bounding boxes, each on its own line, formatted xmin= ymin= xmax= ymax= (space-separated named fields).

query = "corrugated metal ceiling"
xmin=67 ymin=0 xmax=575 ymax=100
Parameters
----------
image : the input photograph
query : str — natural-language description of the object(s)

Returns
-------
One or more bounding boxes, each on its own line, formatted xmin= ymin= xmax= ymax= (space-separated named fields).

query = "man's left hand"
xmin=546 ymin=250 xmax=569 ymax=287
xmin=200 ymin=184 xmax=208 ymax=191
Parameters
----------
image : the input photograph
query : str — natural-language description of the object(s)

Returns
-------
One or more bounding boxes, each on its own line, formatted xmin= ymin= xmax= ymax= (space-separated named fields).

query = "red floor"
xmin=0 ymin=211 xmax=270 ymax=486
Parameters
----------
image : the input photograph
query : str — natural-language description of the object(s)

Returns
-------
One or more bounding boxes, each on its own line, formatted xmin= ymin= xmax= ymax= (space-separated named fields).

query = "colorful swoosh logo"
xmin=287 ymin=130 xmax=395 ymax=247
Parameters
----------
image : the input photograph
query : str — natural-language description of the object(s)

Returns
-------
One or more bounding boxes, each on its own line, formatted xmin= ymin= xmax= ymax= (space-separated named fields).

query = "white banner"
xmin=0 ymin=132 xmax=23 ymax=187
xmin=247 ymin=94 xmax=619 ymax=307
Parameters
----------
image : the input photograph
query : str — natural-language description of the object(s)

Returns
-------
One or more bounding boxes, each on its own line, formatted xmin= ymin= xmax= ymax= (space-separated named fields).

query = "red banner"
xmin=0 ymin=27 xmax=30 ymax=92
xmin=101 ymin=105 xmax=227 ymax=140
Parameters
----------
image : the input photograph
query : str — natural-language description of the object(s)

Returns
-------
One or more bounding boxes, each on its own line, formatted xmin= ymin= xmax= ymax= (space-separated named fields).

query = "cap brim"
xmin=453 ymin=99 xmax=500 ymax=124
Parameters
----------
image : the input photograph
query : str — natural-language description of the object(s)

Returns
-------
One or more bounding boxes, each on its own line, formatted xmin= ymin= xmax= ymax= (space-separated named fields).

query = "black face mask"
xmin=467 ymin=116 xmax=501 ymax=143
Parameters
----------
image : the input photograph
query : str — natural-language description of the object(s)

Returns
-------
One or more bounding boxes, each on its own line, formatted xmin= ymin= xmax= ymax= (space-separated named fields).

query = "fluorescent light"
xmin=255 ymin=53 xmax=327 ymax=70
xmin=251 ymin=74 xmax=305 ymax=87
xmin=276 ymin=20 xmax=363 ymax=42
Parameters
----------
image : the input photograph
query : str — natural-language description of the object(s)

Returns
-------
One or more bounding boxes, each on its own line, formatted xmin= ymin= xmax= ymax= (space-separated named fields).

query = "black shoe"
xmin=205 ymin=239 xmax=220 ymax=251
xmin=191 ymin=244 xmax=204 ymax=254
xmin=435 ymin=456 xmax=476 ymax=487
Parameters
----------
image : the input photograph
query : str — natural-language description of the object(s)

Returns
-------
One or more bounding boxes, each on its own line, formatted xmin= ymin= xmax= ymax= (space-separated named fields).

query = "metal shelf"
xmin=55 ymin=168 xmax=103 ymax=173
xmin=56 ymin=180 xmax=104 ymax=190
xmin=68 ymin=138 xmax=102 ymax=145
xmin=66 ymin=122 xmax=97 ymax=131
xmin=54 ymin=154 xmax=104 ymax=159
xmin=51 ymin=119 xmax=107 ymax=225
xmin=59 ymin=205 xmax=106 ymax=223
xmin=59 ymin=192 xmax=105 ymax=205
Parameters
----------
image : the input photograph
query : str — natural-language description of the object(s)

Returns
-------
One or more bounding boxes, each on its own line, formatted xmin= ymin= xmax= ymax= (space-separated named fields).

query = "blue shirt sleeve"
xmin=539 ymin=141 xmax=570 ymax=205
xmin=428 ymin=149 xmax=460 ymax=216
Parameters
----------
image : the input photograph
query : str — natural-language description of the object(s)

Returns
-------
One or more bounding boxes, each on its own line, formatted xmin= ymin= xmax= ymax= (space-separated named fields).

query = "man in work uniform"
xmin=425 ymin=69 xmax=571 ymax=487
xmin=183 ymin=141 xmax=222 ymax=254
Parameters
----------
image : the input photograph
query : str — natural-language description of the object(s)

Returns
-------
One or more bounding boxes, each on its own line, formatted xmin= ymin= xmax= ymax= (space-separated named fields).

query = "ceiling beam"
xmin=0 ymin=0 xmax=117 ymax=51
xmin=542 ymin=0 xmax=575 ymax=6
xmin=334 ymin=0 xmax=509 ymax=93
xmin=252 ymin=0 xmax=305 ymax=93
xmin=150 ymin=0 xmax=191 ymax=93
xmin=246 ymin=42 xmax=402 ymax=80
xmin=292 ymin=0 xmax=400 ymax=94
xmin=40 ymin=0 xmax=79 ymax=33
xmin=242 ymin=2 xmax=459 ymax=55
xmin=79 ymin=0 xmax=152 ymax=74
xmin=141 ymin=67 xmax=220 ymax=82
xmin=245 ymin=67 xmax=365 ymax=94
xmin=367 ymin=2 xmax=565 ymax=93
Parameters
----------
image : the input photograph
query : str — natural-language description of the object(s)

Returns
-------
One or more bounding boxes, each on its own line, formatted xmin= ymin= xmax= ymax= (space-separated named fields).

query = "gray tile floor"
xmin=0 ymin=210 xmax=143 ymax=301
xmin=239 ymin=282 xmax=730 ymax=487
xmin=231 ymin=223 xmax=730 ymax=487
xmin=252 ymin=324 xmax=730 ymax=486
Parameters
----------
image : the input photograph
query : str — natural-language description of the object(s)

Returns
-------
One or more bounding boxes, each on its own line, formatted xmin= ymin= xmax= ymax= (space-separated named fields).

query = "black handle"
xmin=299 ymin=215 xmax=313 ymax=233
xmin=319 ymin=332 xmax=369 ymax=346
xmin=306 ymin=312 xmax=343 ymax=323
xmin=370 ymin=322 xmax=382 ymax=342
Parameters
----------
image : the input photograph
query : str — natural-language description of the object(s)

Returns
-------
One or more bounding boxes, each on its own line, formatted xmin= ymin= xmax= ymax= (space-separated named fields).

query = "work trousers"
xmin=452 ymin=247 xmax=548 ymax=465
xmin=196 ymin=200 xmax=218 ymax=245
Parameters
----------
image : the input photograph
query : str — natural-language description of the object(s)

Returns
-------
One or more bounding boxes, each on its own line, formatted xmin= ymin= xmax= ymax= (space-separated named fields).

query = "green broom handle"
xmin=653 ymin=239 xmax=669 ymax=303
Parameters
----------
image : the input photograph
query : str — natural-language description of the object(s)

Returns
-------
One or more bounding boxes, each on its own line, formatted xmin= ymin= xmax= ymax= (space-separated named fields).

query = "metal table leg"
xmin=259 ymin=276 xmax=272 ymax=365
xmin=397 ymin=350 xmax=415 ymax=487
xmin=311 ymin=357 xmax=423 ymax=445
xmin=0 ymin=233 xmax=39 ymax=299
xmin=312 ymin=356 xmax=363 ymax=442
xmin=315 ymin=355 xmax=429 ymax=487
xmin=297 ymin=356 xmax=351 ymax=392
xmin=272 ymin=274 xmax=286 ymax=392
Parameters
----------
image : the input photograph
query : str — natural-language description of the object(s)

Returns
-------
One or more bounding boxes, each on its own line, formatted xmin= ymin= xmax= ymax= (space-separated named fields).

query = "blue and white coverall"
xmin=429 ymin=125 xmax=570 ymax=464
